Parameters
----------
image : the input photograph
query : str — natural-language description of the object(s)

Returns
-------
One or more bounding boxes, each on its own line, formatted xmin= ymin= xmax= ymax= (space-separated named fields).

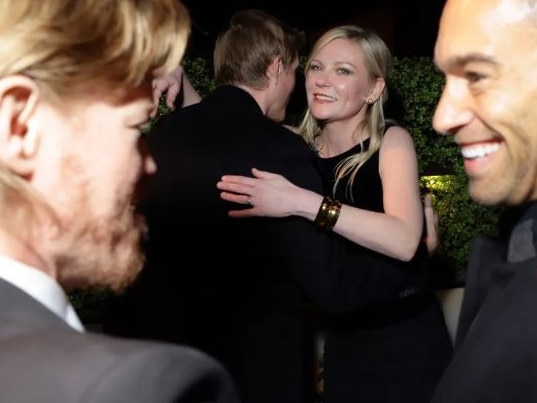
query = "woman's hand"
xmin=217 ymin=168 xmax=302 ymax=218
xmin=150 ymin=65 xmax=185 ymax=117
xmin=423 ymin=193 xmax=440 ymax=256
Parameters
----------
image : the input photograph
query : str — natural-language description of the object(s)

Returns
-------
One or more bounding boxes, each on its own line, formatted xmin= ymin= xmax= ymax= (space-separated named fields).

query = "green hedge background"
xmin=388 ymin=56 xmax=502 ymax=287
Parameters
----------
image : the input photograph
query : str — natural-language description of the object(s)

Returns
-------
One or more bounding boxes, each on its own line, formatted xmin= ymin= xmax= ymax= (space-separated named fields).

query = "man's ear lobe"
xmin=0 ymin=76 xmax=41 ymax=176
xmin=268 ymin=56 xmax=283 ymax=78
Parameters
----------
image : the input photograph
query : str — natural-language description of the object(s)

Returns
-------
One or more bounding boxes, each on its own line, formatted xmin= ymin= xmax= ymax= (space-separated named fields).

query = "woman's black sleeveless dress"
xmin=315 ymin=130 xmax=453 ymax=403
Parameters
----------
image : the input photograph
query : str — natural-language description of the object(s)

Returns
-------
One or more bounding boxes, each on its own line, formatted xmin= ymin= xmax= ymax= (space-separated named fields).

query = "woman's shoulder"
xmin=383 ymin=123 xmax=413 ymax=146
xmin=379 ymin=124 xmax=417 ymax=165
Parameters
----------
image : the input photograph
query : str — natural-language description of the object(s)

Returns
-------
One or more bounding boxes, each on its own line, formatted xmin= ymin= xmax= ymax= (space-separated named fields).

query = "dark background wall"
xmin=181 ymin=0 xmax=446 ymax=58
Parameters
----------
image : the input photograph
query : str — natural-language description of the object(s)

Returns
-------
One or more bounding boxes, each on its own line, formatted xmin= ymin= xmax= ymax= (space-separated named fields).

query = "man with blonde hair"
xmin=0 ymin=0 xmax=237 ymax=401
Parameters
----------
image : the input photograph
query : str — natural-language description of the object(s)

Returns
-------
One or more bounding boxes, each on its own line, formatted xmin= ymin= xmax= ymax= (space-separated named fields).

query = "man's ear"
xmin=267 ymin=56 xmax=283 ymax=80
xmin=0 ymin=75 xmax=40 ymax=177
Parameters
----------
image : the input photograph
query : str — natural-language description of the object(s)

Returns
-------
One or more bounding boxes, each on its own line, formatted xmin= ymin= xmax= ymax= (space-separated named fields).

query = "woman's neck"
xmin=317 ymin=119 xmax=368 ymax=157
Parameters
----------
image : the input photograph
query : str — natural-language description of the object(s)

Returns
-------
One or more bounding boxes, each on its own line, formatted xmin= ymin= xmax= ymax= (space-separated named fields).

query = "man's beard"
xmin=56 ymin=206 xmax=147 ymax=294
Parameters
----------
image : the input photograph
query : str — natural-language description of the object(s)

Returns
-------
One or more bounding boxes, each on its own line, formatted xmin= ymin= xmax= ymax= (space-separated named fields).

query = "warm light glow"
xmin=421 ymin=175 xmax=454 ymax=195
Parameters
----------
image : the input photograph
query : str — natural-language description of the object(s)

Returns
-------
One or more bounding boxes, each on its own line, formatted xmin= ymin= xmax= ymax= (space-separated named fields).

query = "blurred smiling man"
xmin=431 ymin=0 xmax=537 ymax=401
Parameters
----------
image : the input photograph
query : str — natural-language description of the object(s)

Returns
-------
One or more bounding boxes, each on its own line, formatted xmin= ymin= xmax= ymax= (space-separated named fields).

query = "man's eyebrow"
xmin=445 ymin=53 xmax=498 ymax=69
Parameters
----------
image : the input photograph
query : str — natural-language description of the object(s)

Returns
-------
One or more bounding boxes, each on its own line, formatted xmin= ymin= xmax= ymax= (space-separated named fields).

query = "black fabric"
xmin=103 ymin=85 xmax=339 ymax=403
xmin=315 ymin=128 xmax=453 ymax=403
xmin=432 ymin=202 xmax=537 ymax=402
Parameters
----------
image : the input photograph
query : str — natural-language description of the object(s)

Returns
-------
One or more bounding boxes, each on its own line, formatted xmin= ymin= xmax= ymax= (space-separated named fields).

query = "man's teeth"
xmin=461 ymin=143 xmax=500 ymax=159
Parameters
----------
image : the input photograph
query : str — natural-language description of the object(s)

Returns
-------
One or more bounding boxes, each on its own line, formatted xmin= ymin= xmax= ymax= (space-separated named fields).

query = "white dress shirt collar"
xmin=0 ymin=254 xmax=84 ymax=332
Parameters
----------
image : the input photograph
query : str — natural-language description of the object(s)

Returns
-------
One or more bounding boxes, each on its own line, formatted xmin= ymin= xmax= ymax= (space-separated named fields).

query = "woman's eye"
xmin=337 ymin=68 xmax=351 ymax=75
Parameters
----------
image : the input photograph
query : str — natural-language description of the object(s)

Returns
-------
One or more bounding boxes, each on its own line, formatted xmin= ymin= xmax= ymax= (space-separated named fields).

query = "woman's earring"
xmin=366 ymin=98 xmax=374 ymax=105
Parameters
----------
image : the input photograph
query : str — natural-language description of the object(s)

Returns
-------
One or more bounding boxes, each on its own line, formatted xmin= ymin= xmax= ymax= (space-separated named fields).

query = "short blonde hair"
xmin=213 ymin=9 xmax=302 ymax=89
xmin=0 ymin=0 xmax=191 ymax=96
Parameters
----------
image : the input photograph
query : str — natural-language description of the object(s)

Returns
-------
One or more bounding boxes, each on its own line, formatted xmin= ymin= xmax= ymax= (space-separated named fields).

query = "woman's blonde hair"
xmin=299 ymin=25 xmax=392 ymax=197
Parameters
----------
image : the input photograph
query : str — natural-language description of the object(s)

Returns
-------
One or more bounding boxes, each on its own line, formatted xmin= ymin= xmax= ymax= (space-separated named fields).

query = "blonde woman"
xmin=217 ymin=25 xmax=452 ymax=403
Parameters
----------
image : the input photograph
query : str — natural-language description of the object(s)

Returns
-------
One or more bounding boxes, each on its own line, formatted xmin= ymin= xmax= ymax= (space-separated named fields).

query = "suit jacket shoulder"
xmin=432 ymin=212 xmax=537 ymax=402
xmin=0 ymin=280 xmax=238 ymax=403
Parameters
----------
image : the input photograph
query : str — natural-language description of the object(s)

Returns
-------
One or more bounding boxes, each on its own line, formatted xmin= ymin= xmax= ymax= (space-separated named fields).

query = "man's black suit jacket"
xmin=431 ymin=202 xmax=537 ymax=402
xmin=105 ymin=85 xmax=341 ymax=403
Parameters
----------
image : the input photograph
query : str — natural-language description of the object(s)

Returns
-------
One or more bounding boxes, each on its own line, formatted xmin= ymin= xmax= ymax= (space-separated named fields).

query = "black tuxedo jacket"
xmin=431 ymin=203 xmax=537 ymax=402
xmin=0 ymin=278 xmax=238 ymax=403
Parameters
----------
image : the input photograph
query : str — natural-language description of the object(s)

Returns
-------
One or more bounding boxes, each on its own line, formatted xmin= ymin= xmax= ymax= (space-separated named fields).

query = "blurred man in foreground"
xmin=0 ymin=1 xmax=237 ymax=402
